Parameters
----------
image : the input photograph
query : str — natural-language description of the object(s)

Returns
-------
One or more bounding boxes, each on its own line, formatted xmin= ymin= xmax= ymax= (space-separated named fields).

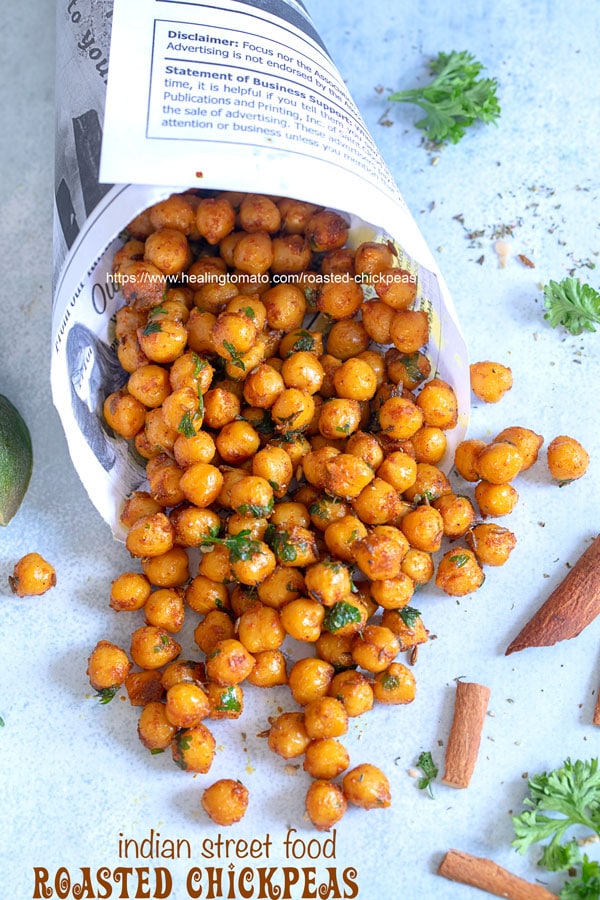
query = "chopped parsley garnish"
xmin=177 ymin=410 xmax=198 ymax=438
xmin=222 ymin=340 xmax=246 ymax=371
xmin=215 ymin=686 xmax=242 ymax=713
xmin=236 ymin=498 xmax=274 ymax=518
xmin=323 ymin=601 xmax=362 ymax=633
xmin=416 ymin=750 xmax=439 ymax=797
xmin=96 ymin=686 xmax=118 ymax=705
xmin=449 ymin=553 xmax=470 ymax=567
xmin=399 ymin=606 xmax=422 ymax=627
xmin=287 ymin=331 xmax=316 ymax=354
xmin=264 ymin=524 xmax=298 ymax=563
xmin=142 ymin=319 xmax=163 ymax=336
xmin=199 ymin=529 xmax=262 ymax=563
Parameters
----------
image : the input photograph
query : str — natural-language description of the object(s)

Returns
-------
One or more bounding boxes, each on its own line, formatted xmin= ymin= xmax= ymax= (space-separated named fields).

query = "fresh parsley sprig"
xmin=388 ymin=50 xmax=500 ymax=145
xmin=199 ymin=529 xmax=262 ymax=562
xmin=416 ymin=751 xmax=438 ymax=798
xmin=543 ymin=278 xmax=600 ymax=335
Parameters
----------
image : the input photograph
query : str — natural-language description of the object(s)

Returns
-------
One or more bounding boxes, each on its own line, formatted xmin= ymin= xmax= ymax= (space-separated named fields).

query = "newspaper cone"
xmin=51 ymin=0 xmax=469 ymax=539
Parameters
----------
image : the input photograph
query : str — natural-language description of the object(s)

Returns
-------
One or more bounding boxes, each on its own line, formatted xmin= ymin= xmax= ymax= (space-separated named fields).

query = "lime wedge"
xmin=0 ymin=395 xmax=33 ymax=525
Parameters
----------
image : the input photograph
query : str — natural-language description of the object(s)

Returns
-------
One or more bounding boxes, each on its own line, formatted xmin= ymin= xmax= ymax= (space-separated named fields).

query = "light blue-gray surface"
xmin=1 ymin=2 xmax=599 ymax=898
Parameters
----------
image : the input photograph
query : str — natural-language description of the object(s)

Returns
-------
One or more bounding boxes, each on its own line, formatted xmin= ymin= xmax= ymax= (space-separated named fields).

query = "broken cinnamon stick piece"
xmin=506 ymin=533 xmax=600 ymax=655
xmin=438 ymin=849 xmax=557 ymax=899
xmin=593 ymin=691 xmax=600 ymax=727
xmin=442 ymin=681 xmax=490 ymax=789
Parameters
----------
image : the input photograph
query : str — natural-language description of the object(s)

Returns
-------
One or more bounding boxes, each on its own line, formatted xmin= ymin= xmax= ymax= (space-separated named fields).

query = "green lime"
xmin=0 ymin=394 xmax=33 ymax=525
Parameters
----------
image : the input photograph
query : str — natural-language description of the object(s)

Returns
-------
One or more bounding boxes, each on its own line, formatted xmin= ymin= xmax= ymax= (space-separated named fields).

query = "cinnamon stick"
xmin=506 ymin=534 xmax=600 ymax=655
xmin=438 ymin=849 xmax=557 ymax=900
xmin=594 ymin=691 xmax=600 ymax=727
xmin=442 ymin=681 xmax=490 ymax=789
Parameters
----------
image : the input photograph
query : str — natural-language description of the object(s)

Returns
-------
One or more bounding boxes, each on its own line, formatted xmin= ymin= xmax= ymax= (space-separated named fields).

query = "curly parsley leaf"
xmin=199 ymin=528 xmax=262 ymax=563
xmin=560 ymin=856 xmax=600 ymax=900
xmin=543 ymin=278 xmax=600 ymax=335
xmin=416 ymin=750 xmax=439 ymax=797
xmin=388 ymin=50 xmax=500 ymax=145
xmin=323 ymin=600 xmax=362 ymax=633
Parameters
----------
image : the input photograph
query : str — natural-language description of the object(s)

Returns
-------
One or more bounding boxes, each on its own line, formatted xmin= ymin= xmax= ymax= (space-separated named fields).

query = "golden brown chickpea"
xmin=214 ymin=420 xmax=259 ymax=466
xmin=546 ymin=435 xmax=589 ymax=483
xmin=86 ymin=640 xmax=131 ymax=693
xmin=137 ymin=316 xmax=188 ymax=364
xmin=389 ymin=309 xmax=429 ymax=354
xmin=323 ymin=514 xmax=368 ymax=563
xmin=228 ymin=475 xmax=274 ymax=518
xmin=202 ymin=386 xmax=241 ymax=429
xmin=126 ymin=512 xmax=175 ymax=558
xmin=301 ymin=445 xmax=340 ymax=490
xmin=320 ymin=247 xmax=355 ymax=278
xmin=378 ymin=395 xmax=423 ymax=441
xmin=474 ymin=480 xmax=519 ymax=517
xmin=375 ymin=267 xmax=418 ymax=310
xmin=179 ymin=462 xmax=224 ymax=509
xmin=466 ymin=522 xmax=517 ymax=566
xmin=316 ymin=280 xmax=364 ymax=321
xmin=160 ymin=387 xmax=203 ymax=436
xmin=247 ymin=649 xmax=288 ymax=687
xmin=318 ymin=398 xmax=362 ymax=440
xmin=370 ymin=573 xmax=415 ymax=610
xmin=278 ymin=197 xmax=321 ymax=233
xmin=403 ymin=462 xmax=452 ymax=504
xmin=352 ymin=478 xmax=406 ymax=526
xmin=110 ymin=572 xmax=152 ymax=612
xmin=130 ymin=626 xmax=181 ymax=670
xmin=169 ymin=351 xmax=213 ymax=395
xmin=304 ymin=696 xmax=348 ymax=740
xmin=141 ymin=545 xmax=189 ymax=589
xmin=262 ymin=283 xmax=307 ymax=331
xmin=353 ymin=526 xmax=409 ymax=581
xmin=186 ymin=308 xmax=218 ymax=356
xmin=195 ymin=196 xmax=236 ymax=244
xmin=305 ymin=209 xmax=349 ymax=251
xmin=172 ymin=433 xmax=216 ymax=470
xmin=144 ymin=407 xmax=178 ymax=454
xmin=333 ymin=359 xmax=378 ymax=403
xmin=185 ymin=574 xmax=229 ymax=615
xmin=353 ymin=240 xmax=395 ymax=278
xmin=144 ymin=227 xmax=191 ymax=275
xmin=386 ymin=349 xmax=431 ymax=390
xmin=8 ymin=552 xmax=56 ymax=597
xmin=494 ymin=426 xmax=543 ymax=471
xmin=205 ymin=682 xmax=244 ymax=720
xmin=410 ymin=425 xmax=447 ymax=464
xmin=432 ymin=493 xmax=477 ymax=539
xmin=288 ymin=658 xmax=335 ymax=706
xmin=138 ymin=701 xmax=177 ymax=751
xmin=280 ymin=597 xmax=325 ymax=642
xmin=304 ymin=559 xmax=352 ymax=607
xmin=267 ymin=711 xmax=311 ymax=759
xmin=125 ymin=670 xmax=164 ymax=707
xmin=232 ymin=230 xmax=273 ymax=275
xmin=329 ymin=670 xmax=374 ymax=717
xmin=127 ymin=364 xmax=171 ymax=409
xmin=146 ymin=454 xmax=186 ymax=508
xmin=304 ymin=739 xmax=350 ymax=781
xmin=269 ymin=233 xmax=311 ymax=274
xmin=343 ymin=433 xmax=381 ymax=471
xmin=269 ymin=501 xmax=311 ymax=530
xmin=202 ymin=779 xmax=249 ymax=826
xmin=165 ymin=682 xmax=210 ymax=728
xmin=242 ymin=364 xmax=285 ymax=409
xmin=161 ymin=659 xmax=206 ymax=691
xmin=360 ymin=299 xmax=395 ymax=345
xmin=351 ymin=624 xmax=400 ymax=673
xmin=205 ymin=638 xmax=255 ymax=685
xmin=281 ymin=351 xmax=324 ymax=395
xmin=380 ymin=608 xmax=429 ymax=651
xmin=144 ymin=587 xmax=186 ymax=632
xmin=172 ymin=723 xmax=216 ymax=773
xmin=257 ymin=566 xmax=305 ymax=610
xmin=126 ymin=207 xmax=155 ymax=240
xmin=113 ymin=242 xmax=145 ymax=278
xmin=306 ymin=780 xmax=347 ymax=831
xmin=227 ymin=513 xmax=268 ymax=540
xmin=435 ymin=547 xmax=485 ymax=596
xmin=343 ymin=764 xmax=391 ymax=809
xmin=103 ymin=390 xmax=146 ymax=440
xmin=376 ymin=450 xmax=418 ymax=493
xmin=278 ymin=329 xmax=323 ymax=360
xmin=475 ymin=441 xmax=524 ymax=484
xmin=149 ymin=193 xmax=196 ymax=233
xmin=117 ymin=331 xmax=149 ymax=374
xmin=120 ymin=491 xmax=162 ymax=529
xmin=454 ymin=438 xmax=488 ymax=482
xmin=400 ymin=548 xmax=434 ymax=584
xmin=307 ymin=494 xmax=349 ymax=534
xmin=170 ymin=505 xmax=220 ymax=549
xmin=373 ymin=662 xmax=417 ymax=705
xmin=322 ymin=452 xmax=375 ymax=500
xmin=211 ymin=311 xmax=258 ymax=364
xmin=118 ymin=260 xmax=166 ymax=309
xmin=321 ymin=596 xmax=368 ymax=639
xmin=325 ymin=319 xmax=370 ymax=360
xmin=470 ymin=360 xmax=513 ymax=403
xmin=271 ymin=388 xmax=315 ymax=434
xmin=415 ymin=377 xmax=458 ymax=430
xmin=315 ymin=631 xmax=354 ymax=669
xmin=239 ymin=193 xmax=281 ymax=233
xmin=194 ymin=610 xmax=236 ymax=655
xmin=236 ymin=602 xmax=285 ymax=653
xmin=251 ymin=445 xmax=293 ymax=498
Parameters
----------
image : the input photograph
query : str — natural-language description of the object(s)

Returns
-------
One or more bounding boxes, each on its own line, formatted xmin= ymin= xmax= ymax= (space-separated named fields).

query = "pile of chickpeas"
xmin=86 ymin=189 xmax=588 ymax=830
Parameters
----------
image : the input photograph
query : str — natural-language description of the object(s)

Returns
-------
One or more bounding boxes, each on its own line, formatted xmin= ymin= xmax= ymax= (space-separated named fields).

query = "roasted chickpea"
xmin=278 ymin=197 xmax=321 ymax=233
xmin=109 ymin=572 xmax=152 ymax=612
xmin=270 ymin=233 xmax=312 ymax=273
xmin=165 ymin=682 xmax=210 ymax=728
xmin=179 ymin=462 xmax=224 ymax=508
xmin=380 ymin=608 xmax=429 ymax=651
xmin=353 ymin=526 xmax=409 ymax=581
xmin=304 ymin=696 xmax=348 ymax=740
xmin=144 ymin=407 xmax=178 ymax=455
xmin=87 ymin=640 xmax=131 ymax=692
xmin=321 ymin=596 xmax=368 ymax=639
xmin=117 ymin=331 xmax=150 ymax=374
xmin=370 ymin=573 xmax=415 ymax=610
xmin=118 ymin=260 xmax=166 ymax=309
xmin=242 ymin=364 xmax=285 ymax=409
xmin=386 ymin=349 xmax=431 ymax=390
xmin=375 ymin=267 xmax=418 ymax=310
xmin=475 ymin=441 xmax=524 ymax=484
xmin=149 ymin=193 xmax=196 ymax=233
xmin=172 ymin=723 xmax=216 ymax=773
xmin=205 ymin=638 xmax=255 ymax=685
xmin=329 ymin=670 xmax=374 ymax=717
xmin=466 ymin=522 xmax=517 ymax=566
xmin=120 ymin=491 xmax=162 ymax=529
xmin=318 ymin=398 xmax=362 ymax=440
xmin=232 ymin=231 xmax=273 ymax=275
xmin=186 ymin=308 xmax=217 ymax=355
xmin=202 ymin=779 xmax=249 ymax=826
xmin=195 ymin=196 xmax=236 ymax=244
xmin=305 ymin=210 xmax=349 ymax=251
xmin=470 ymin=360 xmax=513 ymax=403
xmin=144 ymin=227 xmax=191 ymax=275
xmin=304 ymin=738 xmax=350 ymax=780
xmin=343 ymin=764 xmax=391 ymax=809
xmin=546 ymin=435 xmax=589 ymax=482
xmin=203 ymin=385 xmax=241 ymax=429
xmin=376 ymin=450 xmax=418 ymax=493
xmin=194 ymin=610 xmax=236 ymax=655
xmin=315 ymin=631 xmax=354 ymax=669
xmin=403 ymin=462 xmax=452 ymax=504
xmin=350 ymin=625 xmax=400 ymax=673
xmin=170 ymin=505 xmax=221 ymax=548
xmin=435 ymin=547 xmax=485 ymax=596
xmin=130 ymin=626 xmax=181 ymax=670
xmin=212 ymin=311 xmax=258 ymax=363
xmin=389 ymin=309 xmax=429 ymax=354
xmin=305 ymin=780 xmax=347 ymax=831
xmin=281 ymin=351 xmax=324 ymax=395
xmin=144 ymin=587 xmax=186 ymax=632
xmin=316 ymin=280 xmax=364 ymax=320
xmin=141 ymin=546 xmax=189 ymax=588
xmin=415 ymin=377 xmax=458 ymax=429
xmin=280 ymin=597 xmax=325 ymax=642
xmin=326 ymin=319 xmax=370 ymax=360
xmin=125 ymin=670 xmax=164 ymax=706
xmin=127 ymin=364 xmax=171 ymax=408
xmin=304 ymin=559 xmax=352 ymax=606
xmin=495 ymin=426 xmax=544 ymax=471
xmin=352 ymin=478 xmax=406 ymax=526
xmin=288 ymin=658 xmax=335 ymax=706
xmin=373 ymin=662 xmax=417 ymax=705
xmin=251 ymin=446 xmax=293 ymax=498
xmin=161 ymin=659 xmax=206 ymax=691
xmin=206 ymin=683 xmax=244 ymax=720
xmin=262 ymin=284 xmax=306 ymax=331
xmin=474 ymin=480 xmax=519 ymax=517
xmin=236 ymin=602 xmax=285 ymax=653
xmin=9 ymin=552 xmax=56 ymax=597
xmin=137 ymin=315 xmax=188 ymax=364
xmin=432 ymin=493 xmax=477 ymax=539
xmin=345 ymin=432 xmax=383 ymax=471
xmin=103 ymin=390 xmax=146 ymax=440
xmin=126 ymin=512 xmax=174 ymax=558
xmin=322 ymin=452 xmax=375 ymax=500
xmin=454 ymin=439 xmax=488 ymax=482
xmin=323 ymin=514 xmax=368 ymax=563
xmin=378 ymin=396 xmax=423 ymax=441
xmin=246 ymin=649 xmax=288 ymax=687
xmin=257 ymin=566 xmax=305 ymax=609
xmin=360 ymin=300 xmax=395 ymax=345
xmin=410 ymin=426 xmax=447 ymax=464
xmin=138 ymin=701 xmax=177 ymax=751
xmin=268 ymin=711 xmax=311 ymax=758
xmin=401 ymin=548 xmax=434 ymax=584
xmin=271 ymin=388 xmax=315 ymax=434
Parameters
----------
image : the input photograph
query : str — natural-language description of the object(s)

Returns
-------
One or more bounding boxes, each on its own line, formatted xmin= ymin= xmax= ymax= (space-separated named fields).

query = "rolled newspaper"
xmin=51 ymin=0 xmax=469 ymax=538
